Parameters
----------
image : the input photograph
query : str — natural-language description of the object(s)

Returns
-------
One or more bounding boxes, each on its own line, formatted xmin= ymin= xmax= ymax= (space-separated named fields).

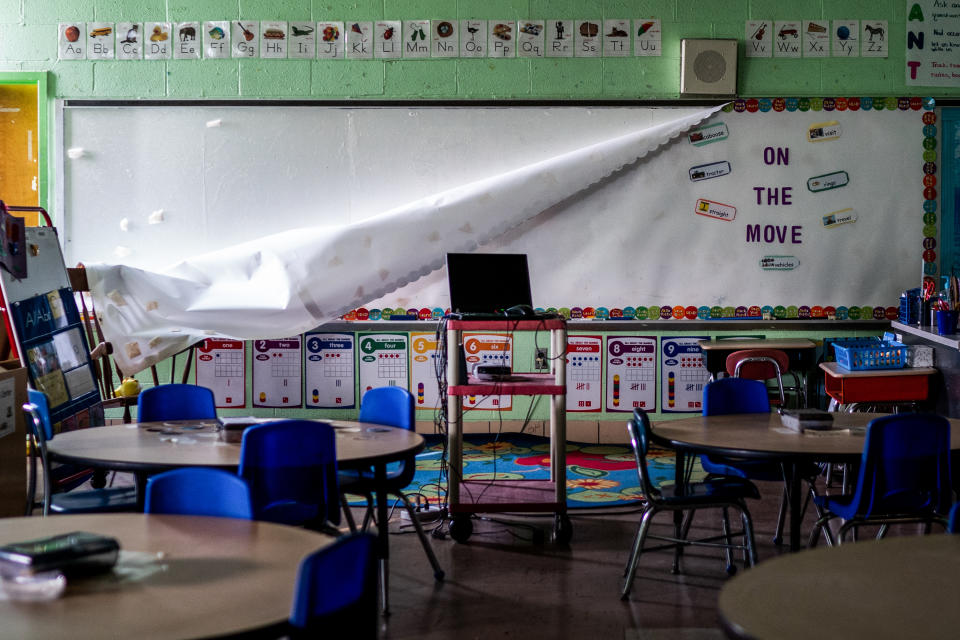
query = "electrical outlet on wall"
xmin=535 ymin=348 xmax=549 ymax=370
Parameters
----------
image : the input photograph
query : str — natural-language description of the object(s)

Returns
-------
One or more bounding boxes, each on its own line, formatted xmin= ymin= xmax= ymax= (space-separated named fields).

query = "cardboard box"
xmin=0 ymin=363 xmax=27 ymax=518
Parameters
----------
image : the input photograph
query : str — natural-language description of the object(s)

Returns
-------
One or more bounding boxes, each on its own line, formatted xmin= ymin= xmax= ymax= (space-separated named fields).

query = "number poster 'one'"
xmin=566 ymin=335 xmax=603 ymax=412
xmin=304 ymin=332 xmax=355 ymax=409
xmin=462 ymin=332 xmax=512 ymax=410
xmin=195 ymin=338 xmax=246 ymax=408
xmin=252 ymin=337 xmax=301 ymax=408
xmin=606 ymin=335 xmax=657 ymax=412
xmin=660 ymin=336 xmax=710 ymax=413
xmin=357 ymin=333 xmax=408 ymax=405
xmin=410 ymin=332 xmax=442 ymax=410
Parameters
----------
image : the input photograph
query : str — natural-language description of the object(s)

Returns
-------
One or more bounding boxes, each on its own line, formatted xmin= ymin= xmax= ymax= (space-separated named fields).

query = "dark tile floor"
xmin=373 ymin=478 xmax=815 ymax=640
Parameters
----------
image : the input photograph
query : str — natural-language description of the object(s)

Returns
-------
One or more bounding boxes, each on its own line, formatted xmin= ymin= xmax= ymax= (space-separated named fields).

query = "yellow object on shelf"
xmin=114 ymin=378 xmax=141 ymax=397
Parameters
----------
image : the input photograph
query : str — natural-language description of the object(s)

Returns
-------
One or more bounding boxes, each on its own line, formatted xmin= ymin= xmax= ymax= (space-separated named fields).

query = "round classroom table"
xmin=651 ymin=412 xmax=960 ymax=552
xmin=0 ymin=514 xmax=333 ymax=640
xmin=718 ymin=534 xmax=960 ymax=640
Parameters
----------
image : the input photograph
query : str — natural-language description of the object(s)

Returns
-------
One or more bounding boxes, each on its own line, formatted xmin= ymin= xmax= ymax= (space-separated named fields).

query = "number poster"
xmin=304 ymin=332 xmax=355 ymax=409
xmin=410 ymin=332 xmax=442 ymax=410
xmin=660 ymin=336 xmax=709 ymax=413
xmin=606 ymin=335 xmax=657 ymax=412
xmin=566 ymin=334 xmax=603 ymax=412
xmin=462 ymin=332 xmax=512 ymax=411
xmin=195 ymin=338 xmax=246 ymax=408
xmin=252 ymin=337 xmax=302 ymax=408
xmin=357 ymin=333 xmax=409 ymax=404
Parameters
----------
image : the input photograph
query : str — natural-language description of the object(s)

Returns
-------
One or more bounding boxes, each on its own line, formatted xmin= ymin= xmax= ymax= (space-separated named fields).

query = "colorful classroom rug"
xmin=378 ymin=433 xmax=704 ymax=509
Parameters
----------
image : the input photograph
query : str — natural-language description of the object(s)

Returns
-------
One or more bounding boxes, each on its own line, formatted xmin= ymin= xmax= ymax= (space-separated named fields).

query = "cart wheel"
xmin=554 ymin=514 xmax=573 ymax=545
xmin=725 ymin=563 xmax=738 ymax=576
xmin=449 ymin=516 xmax=473 ymax=543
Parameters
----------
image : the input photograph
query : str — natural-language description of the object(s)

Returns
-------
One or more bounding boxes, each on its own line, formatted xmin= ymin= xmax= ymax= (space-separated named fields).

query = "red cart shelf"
xmin=820 ymin=362 xmax=937 ymax=407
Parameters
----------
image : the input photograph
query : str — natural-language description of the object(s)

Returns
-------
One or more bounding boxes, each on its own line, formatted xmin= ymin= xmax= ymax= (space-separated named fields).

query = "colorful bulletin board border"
xmin=337 ymin=97 xmax=935 ymax=323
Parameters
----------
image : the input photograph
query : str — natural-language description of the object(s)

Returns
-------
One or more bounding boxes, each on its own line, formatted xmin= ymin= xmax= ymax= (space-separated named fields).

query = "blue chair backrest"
xmin=852 ymin=414 xmax=952 ymax=517
xmin=703 ymin=378 xmax=771 ymax=416
xmin=289 ymin=532 xmax=377 ymax=637
xmin=949 ymin=502 xmax=960 ymax=534
xmin=137 ymin=384 xmax=217 ymax=422
xmin=145 ymin=468 xmax=253 ymax=519
xmin=359 ymin=386 xmax=414 ymax=431
xmin=27 ymin=389 xmax=55 ymax=441
xmin=626 ymin=409 xmax=660 ymax=501
xmin=238 ymin=420 xmax=340 ymax=526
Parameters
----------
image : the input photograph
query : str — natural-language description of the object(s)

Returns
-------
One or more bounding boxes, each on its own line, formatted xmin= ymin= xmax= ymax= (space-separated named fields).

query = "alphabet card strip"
xmin=660 ymin=337 xmax=708 ymax=413
xmin=357 ymin=333 xmax=409 ymax=405
xmin=404 ymin=20 xmax=431 ymax=59
xmin=488 ymin=21 xmax=515 ymax=57
xmin=346 ymin=21 xmax=373 ymax=59
xmin=116 ymin=22 xmax=143 ymax=59
xmin=575 ymin=20 xmax=601 ymax=57
xmin=566 ymin=335 xmax=603 ymax=413
xmin=304 ymin=332 xmax=355 ymax=409
xmin=174 ymin=22 xmax=200 ymax=59
xmin=410 ymin=332 xmax=441 ymax=410
xmin=517 ymin=20 xmax=545 ymax=58
xmin=374 ymin=21 xmax=401 ymax=59
xmin=144 ymin=22 xmax=172 ymax=59
xmin=252 ymin=337 xmax=301 ymax=408
xmin=59 ymin=22 xmax=86 ymax=59
xmin=773 ymin=21 xmax=801 ymax=57
xmin=261 ymin=21 xmax=288 ymax=58
xmin=603 ymin=19 xmax=630 ymax=56
xmin=634 ymin=19 xmax=660 ymax=56
xmin=195 ymin=338 xmax=246 ymax=408
xmin=462 ymin=332 xmax=512 ymax=410
xmin=861 ymin=20 xmax=887 ymax=57
xmin=803 ymin=20 xmax=830 ymax=57
xmin=745 ymin=20 xmax=772 ymax=57
xmin=203 ymin=21 xmax=230 ymax=58
xmin=606 ymin=336 xmax=656 ymax=412
xmin=832 ymin=20 xmax=859 ymax=57
xmin=317 ymin=22 xmax=344 ymax=59
xmin=431 ymin=20 xmax=458 ymax=57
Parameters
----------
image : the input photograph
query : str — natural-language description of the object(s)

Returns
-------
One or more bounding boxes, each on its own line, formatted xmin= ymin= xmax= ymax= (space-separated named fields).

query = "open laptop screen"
xmin=446 ymin=253 xmax=533 ymax=314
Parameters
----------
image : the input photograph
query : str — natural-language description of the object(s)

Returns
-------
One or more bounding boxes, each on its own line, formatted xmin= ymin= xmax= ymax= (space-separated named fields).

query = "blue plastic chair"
xmin=949 ymin=502 xmax=959 ymax=534
xmin=144 ymin=468 xmax=253 ymax=519
xmin=23 ymin=390 xmax=137 ymax=516
xmin=137 ymin=383 xmax=217 ymax=422
xmin=810 ymin=413 xmax=953 ymax=546
xmin=621 ymin=409 xmax=759 ymax=599
xmin=238 ymin=420 xmax=341 ymax=531
xmin=700 ymin=378 xmax=822 ymax=547
xmin=289 ymin=533 xmax=378 ymax=639
xmin=341 ymin=387 xmax=444 ymax=583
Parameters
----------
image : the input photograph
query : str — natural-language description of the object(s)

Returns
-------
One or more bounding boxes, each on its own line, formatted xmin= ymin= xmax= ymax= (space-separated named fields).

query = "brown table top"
xmin=820 ymin=361 xmax=938 ymax=378
xmin=719 ymin=534 xmax=960 ymax=640
xmin=48 ymin=420 xmax=425 ymax=473
xmin=0 ymin=514 xmax=333 ymax=639
xmin=652 ymin=412 xmax=960 ymax=461
xmin=697 ymin=338 xmax=816 ymax=351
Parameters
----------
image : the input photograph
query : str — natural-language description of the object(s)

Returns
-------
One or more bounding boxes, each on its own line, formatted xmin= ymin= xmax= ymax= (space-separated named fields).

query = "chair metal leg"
xmin=720 ymin=507 xmax=735 ymax=575
xmin=773 ymin=485 xmax=788 ymax=546
xmin=621 ymin=507 xmax=656 ymax=600
xmin=340 ymin=495 xmax=358 ymax=533
xmin=397 ymin=493 xmax=444 ymax=581
xmin=739 ymin=503 xmax=758 ymax=567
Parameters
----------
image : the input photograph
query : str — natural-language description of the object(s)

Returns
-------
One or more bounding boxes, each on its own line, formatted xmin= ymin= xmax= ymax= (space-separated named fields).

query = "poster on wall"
xmin=195 ymin=338 xmax=245 ymax=408
xmin=906 ymin=0 xmax=960 ymax=87
xmin=304 ymin=332 xmax=355 ymax=409
xmin=252 ymin=337 xmax=301 ymax=408
xmin=660 ymin=336 xmax=709 ymax=413
xmin=566 ymin=334 xmax=603 ymax=413
xmin=606 ymin=335 xmax=657 ymax=412
xmin=410 ymin=332 xmax=442 ymax=410
xmin=462 ymin=332 xmax=512 ymax=411
xmin=357 ymin=333 xmax=408 ymax=405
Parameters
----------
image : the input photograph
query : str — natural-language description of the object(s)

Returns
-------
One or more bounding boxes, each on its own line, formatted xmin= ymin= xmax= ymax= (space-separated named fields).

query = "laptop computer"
xmin=445 ymin=253 xmax=539 ymax=319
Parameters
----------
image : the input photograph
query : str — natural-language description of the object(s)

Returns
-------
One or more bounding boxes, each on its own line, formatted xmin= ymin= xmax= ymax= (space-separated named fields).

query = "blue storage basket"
xmin=832 ymin=338 xmax=908 ymax=371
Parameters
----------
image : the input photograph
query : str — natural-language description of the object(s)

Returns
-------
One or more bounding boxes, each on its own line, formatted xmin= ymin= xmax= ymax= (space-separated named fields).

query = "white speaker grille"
xmin=681 ymin=39 xmax=738 ymax=96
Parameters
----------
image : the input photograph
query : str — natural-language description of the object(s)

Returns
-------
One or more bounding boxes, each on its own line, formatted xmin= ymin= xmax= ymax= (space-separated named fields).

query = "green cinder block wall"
xmin=1 ymin=1 xmax=957 ymax=428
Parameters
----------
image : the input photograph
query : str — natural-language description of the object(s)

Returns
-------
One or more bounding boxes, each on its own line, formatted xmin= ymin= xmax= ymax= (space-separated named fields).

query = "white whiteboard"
xmin=61 ymin=103 xmax=924 ymax=311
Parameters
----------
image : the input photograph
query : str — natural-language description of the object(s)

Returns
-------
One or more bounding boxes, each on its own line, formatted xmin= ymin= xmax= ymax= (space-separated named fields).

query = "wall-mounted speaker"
xmin=680 ymin=39 xmax=738 ymax=96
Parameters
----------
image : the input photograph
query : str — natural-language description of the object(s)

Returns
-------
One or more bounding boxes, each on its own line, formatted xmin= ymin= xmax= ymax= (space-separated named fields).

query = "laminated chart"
xmin=606 ymin=336 xmax=657 ymax=412
xmin=462 ymin=333 xmax=513 ymax=410
xmin=410 ymin=332 xmax=442 ymax=409
xmin=252 ymin=337 xmax=302 ymax=408
xmin=566 ymin=335 xmax=603 ymax=412
xmin=195 ymin=338 xmax=246 ymax=408
xmin=357 ymin=333 xmax=409 ymax=405
xmin=661 ymin=337 xmax=709 ymax=413
xmin=304 ymin=332 xmax=355 ymax=409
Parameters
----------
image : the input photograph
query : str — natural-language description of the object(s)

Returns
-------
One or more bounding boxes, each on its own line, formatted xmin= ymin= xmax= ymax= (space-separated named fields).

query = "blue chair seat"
xmin=701 ymin=455 xmax=820 ymax=483
xmin=655 ymin=476 xmax=761 ymax=507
